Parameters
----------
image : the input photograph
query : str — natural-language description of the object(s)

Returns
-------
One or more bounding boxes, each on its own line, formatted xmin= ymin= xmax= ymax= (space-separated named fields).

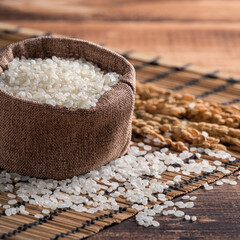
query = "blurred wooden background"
xmin=0 ymin=1 xmax=240 ymax=239
xmin=1 ymin=0 xmax=240 ymax=74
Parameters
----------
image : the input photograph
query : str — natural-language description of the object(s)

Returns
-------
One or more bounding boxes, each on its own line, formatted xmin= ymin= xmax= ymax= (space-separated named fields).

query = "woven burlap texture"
xmin=0 ymin=37 xmax=135 ymax=179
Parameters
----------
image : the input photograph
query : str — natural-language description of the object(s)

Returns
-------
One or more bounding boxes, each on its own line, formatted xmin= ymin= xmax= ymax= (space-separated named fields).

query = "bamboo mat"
xmin=0 ymin=22 xmax=239 ymax=240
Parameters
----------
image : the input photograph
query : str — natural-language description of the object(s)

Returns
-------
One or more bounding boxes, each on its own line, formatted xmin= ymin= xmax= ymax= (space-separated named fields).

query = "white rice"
xmin=0 ymin=140 xmax=236 ymax=228
xmin=0 ymin=56 xmax=122 ymax=109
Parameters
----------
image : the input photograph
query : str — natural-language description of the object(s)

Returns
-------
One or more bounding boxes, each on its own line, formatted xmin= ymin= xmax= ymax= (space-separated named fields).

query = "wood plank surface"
xmin=0 ymin=1 xmax=240 ymax=239
xmin=1 ymin=0 xmax=240 ymax=74
xmin=90 ymin=174 xmax=240 ymax=240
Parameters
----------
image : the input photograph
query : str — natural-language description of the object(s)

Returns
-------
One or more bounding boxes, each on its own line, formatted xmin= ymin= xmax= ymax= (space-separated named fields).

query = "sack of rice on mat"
xmin=0 ymin=37 xmax=135 ymax=179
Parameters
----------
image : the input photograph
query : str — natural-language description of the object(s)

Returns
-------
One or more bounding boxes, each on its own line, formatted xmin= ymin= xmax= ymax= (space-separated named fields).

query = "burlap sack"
xmin=0 ymin=37 xmax=135 ymax=179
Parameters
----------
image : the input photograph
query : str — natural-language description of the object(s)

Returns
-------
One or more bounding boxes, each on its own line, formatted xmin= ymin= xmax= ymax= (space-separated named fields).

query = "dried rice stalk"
xmin=133 ymin=84 xmax=240 ymax=151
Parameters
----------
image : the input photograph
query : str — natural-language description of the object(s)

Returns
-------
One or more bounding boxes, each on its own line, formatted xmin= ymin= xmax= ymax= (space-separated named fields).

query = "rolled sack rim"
xmin=0 ymin=36 xmax=136 ymax=114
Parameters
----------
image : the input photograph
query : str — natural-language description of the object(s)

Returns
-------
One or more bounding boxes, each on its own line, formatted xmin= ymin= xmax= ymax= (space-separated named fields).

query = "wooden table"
xmin=0 ymin=1 xmax=239 ymax=239
xmin=1 ymin=0 xmax=240 ymax=74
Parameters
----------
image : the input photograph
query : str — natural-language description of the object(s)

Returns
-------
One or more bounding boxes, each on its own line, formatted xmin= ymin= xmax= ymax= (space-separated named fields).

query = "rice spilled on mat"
xmin=0 ymin=138 xmax=238 ymax=228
